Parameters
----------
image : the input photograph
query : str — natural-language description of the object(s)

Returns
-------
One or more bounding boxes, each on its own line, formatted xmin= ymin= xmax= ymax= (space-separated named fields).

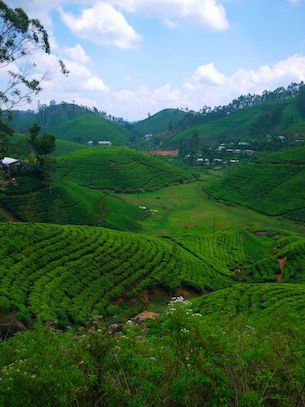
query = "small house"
xmin=1 ymin=157 xmax=20 ymax=174
xmin=98 ymin=141 xmax=112 ymax=146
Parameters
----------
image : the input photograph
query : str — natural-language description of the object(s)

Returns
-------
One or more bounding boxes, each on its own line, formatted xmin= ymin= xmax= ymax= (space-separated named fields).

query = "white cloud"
xmin=66 ymin=44 xmax=91 ymax=64
xmin=289 ymin=0 xmax=302 ymax=5
xmin=108 ymin=0 xmax=229 ymax=31
xmin=81 ymin=76 xmax=109 ymax=92
xmin=60 ymin=2 xmax=141 ymax=48
xmin=193 ymin=63 xmax=226 ymax=85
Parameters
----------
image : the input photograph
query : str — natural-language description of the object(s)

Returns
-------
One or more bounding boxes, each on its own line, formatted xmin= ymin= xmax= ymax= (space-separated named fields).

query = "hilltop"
xmin=9 ymin=103 xmax=133 ymax=146
xmin=133 ymin=108 xmax=188 ymax=135
xmin=48 ymin=114 xmax=132 ymax=145
xmin=205 ymin=145 xmax=305 ymax=221
xmin=57 ymin=146 xmax=193 ymax=192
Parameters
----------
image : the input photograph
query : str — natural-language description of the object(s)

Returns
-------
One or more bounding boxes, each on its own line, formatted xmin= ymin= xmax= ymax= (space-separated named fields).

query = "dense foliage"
xmin=1 ymin=298 xmax=305 ymax=406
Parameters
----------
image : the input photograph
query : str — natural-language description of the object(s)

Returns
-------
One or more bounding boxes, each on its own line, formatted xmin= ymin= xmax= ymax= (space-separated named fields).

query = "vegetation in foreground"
xmin=1 ymin=298 xmax=305 ymax=406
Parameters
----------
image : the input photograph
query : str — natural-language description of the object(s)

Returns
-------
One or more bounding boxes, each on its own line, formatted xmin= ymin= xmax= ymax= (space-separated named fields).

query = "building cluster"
xmin=87 ymin=140 xmax=112 ymax=146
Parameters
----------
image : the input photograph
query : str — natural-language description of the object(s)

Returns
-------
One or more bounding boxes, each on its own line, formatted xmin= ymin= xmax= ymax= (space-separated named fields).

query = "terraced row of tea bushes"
xmin=0 ymin=176 xmax=145 ymax=231
xmin=0 ymin=223 xmax=234 ymax=325
xmin=193 ymin=283 xmax=305 ymax=319
xmin=205 ymin=161 xmax=305 ymax=217
xmin=170 ymin=228 xmax=271 ymax=276
xmin=57 ymin=147 xmax=193 ymax=192
xmin=245 ymin=235 xmax=305 ymax=283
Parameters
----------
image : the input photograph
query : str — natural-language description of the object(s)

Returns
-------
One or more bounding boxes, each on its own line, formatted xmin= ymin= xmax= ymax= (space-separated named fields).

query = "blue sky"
xmin=7 ymin=0 xmax=305 ymax=120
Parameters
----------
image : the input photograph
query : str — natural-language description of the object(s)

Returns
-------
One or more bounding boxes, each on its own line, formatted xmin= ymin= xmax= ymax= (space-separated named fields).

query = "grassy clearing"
xmin=117 ymin=177 xmax=305 ymax=236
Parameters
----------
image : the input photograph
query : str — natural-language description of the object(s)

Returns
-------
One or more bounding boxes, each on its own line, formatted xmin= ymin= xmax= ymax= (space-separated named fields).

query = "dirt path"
xmin=277 ymin=256 xmax=287 ymax=282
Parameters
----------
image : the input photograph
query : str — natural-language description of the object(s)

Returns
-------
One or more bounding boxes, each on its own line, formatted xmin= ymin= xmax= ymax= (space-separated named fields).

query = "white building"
xmin=98 ymin=141 xmax=112 ymax=146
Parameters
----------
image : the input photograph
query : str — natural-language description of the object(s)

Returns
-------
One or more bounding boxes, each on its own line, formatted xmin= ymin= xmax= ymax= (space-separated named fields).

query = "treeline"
xmin=7 ymin=102 xmax=129 ymax=134
xmin=178 ymin=81 xmax=305 ymax=130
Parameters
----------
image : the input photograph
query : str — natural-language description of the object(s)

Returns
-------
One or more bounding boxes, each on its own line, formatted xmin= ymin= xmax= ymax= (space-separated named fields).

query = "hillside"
xmin=170 ymin=96 xmax=305 ymax=145
xmin=49 ymin=114 xmax=132 ymax=145
xmin=8 ymin=133 xmax=86 ymax=158
xmin=57 ymin=146 xmax=193 ymax=192
xmin=0 ymin=223 xmax=235 ymax=324
xmin=0 ymin=175 xmax=145 ymax=231
xmin=205 ymin=145 xmax=305 ymax=221
xmin=193 ymin=283 xmax=305 ymax=319
xmin=133 ymin=108 xmax=188 ymax=135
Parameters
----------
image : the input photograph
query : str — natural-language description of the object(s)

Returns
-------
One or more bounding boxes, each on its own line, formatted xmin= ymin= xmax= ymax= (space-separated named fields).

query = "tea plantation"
xmin=0 ymin=175 xmax=145 ymax=231
xmin=0 ymin=223 xmax=236 ymax=325
xmin=193 ymin=283 xmax=305 ymax=319
xmin=205 ymin=146 xmax=305 ymax=220
xmin=57 ymin=146 xmax=193 ymax=192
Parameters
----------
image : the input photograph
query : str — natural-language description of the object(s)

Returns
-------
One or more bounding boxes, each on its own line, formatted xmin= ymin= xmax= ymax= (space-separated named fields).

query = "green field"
xmin=57 ymin=146 xmax=193 ymax=192
xmin=205 ymin=146 xmax=305 ymax=221
xmin=117 ymin=177 xmax=305 ymax=236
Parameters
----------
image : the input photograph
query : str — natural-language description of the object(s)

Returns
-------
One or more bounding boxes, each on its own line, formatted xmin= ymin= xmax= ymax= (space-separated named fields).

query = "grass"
xmin=57 ymin=146 xmax=193 ymax=192
xmin=117 ymin=176 xmax=305 ymax=236
xmin=205 ymin=146 xmax=305 ymax=220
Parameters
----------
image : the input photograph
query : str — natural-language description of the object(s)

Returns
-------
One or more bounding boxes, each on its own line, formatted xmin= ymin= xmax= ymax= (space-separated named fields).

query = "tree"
xmin=299 ymin=84 xmax=305 ymax=118
xmin=28 ymin=124 xmax=55 ymax=157
xmin=0 ymin=1 xmax=68 ymax=110
xmin=93 ymin=195 xmax=111 ymax=226
xmin=27 ymin=124 xmax=56 ymax=184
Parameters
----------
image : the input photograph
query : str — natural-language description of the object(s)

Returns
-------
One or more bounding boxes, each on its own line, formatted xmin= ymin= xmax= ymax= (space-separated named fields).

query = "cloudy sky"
xmin=6 ymin=0 xmax=305 ymax=120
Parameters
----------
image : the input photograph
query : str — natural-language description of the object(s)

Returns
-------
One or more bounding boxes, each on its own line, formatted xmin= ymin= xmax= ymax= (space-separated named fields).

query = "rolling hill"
xmin=48 ymin=114 xmax=132 ymax=145
xmin=205 ymin=145 xmax=305 ymax=221
xmin=8 ymin=133 xmax=86 ymax=158
xmin=193 ymin=283 xmax=305 ymax=319
xmin=57 ymin=146 xmax=193 ymax=192
xmin=133 ymin=108 xmax=188 ymax=135
xmin=170 ymin=96 xmax=305 ymax=145
xmin=0 ymin=223 xmax=235 ymax=324
xmin=0 ymin=175 xmax=145 ymax=231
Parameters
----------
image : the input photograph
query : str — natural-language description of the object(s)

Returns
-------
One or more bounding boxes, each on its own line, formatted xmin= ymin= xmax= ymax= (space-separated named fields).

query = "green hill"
xmin=0 ymin=223 xmax=235 ymax=324
xmin=57 ymin=146 xmax=193 ymax=192
xmin=133 ymin=109 xmax=188 ymax=135
xmin=170 ymin=96 xmax=305 ymax=145
xmin=8 ymin=133 xmax=86 ymax=158
xmin=205 ymin=145 xmax=305 ymax=221
xmin=193 ymin=283 xmax=305 ymax=319
xmin=48 ymin=114 xmax=131 ymax=145
xmin=0 ymin=175 xmax=145 ymax=231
